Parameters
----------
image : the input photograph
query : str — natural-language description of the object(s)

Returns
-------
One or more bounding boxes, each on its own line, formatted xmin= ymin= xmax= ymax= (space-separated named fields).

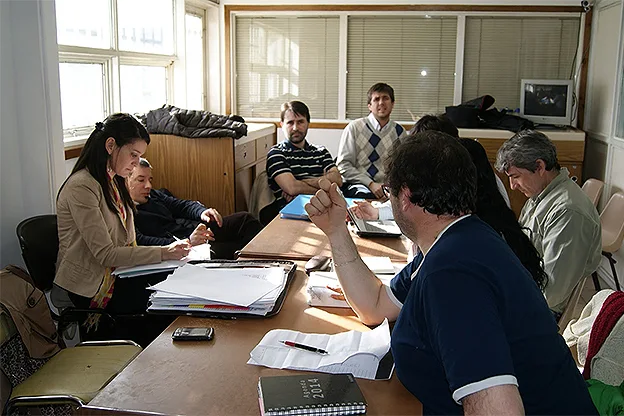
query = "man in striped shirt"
xmin=260 ymin=101 xmax=342 ymax=225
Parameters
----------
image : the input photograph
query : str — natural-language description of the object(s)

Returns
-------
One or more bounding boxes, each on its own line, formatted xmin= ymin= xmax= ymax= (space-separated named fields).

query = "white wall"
xmin=583 ymin=0 xmax=624 ymax=288
xmin=0 ymin=0 xmax=65 ymax=268
xmin=276 ymin=128 xmax=344 ymax=157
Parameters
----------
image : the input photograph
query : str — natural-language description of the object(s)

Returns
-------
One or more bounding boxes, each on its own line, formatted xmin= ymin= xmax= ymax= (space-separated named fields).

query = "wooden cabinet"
xmin=144 ymin=123 xmax=276 ymax=217
xmin=458 ymin=128 xmax=586 ymax=218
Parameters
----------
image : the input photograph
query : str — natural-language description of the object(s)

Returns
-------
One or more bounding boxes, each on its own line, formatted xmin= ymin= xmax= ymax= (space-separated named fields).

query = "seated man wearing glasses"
xmin=305 ymin=131 xmax=596 ymax=415
xmin=128 ymin=158 xmax=263 ymax=260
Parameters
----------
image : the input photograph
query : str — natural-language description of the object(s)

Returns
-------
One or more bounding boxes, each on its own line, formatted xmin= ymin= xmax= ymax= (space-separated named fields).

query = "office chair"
xmin=581 ymin=178 xmax=604 ymax=208
xmin=15 ymin=214 xmax=58 ymax=292
xmin=595 ymin=192 xmax=624 ymax=291
xmin=0 ymin=305 xmax=141 ymax=415
xmin=16 ymin=215 xmax=134 ymax=342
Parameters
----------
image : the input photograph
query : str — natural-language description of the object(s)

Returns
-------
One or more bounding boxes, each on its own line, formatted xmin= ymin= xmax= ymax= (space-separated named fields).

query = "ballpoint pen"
xmin=279 ymin=340 xmax=329 ymax=355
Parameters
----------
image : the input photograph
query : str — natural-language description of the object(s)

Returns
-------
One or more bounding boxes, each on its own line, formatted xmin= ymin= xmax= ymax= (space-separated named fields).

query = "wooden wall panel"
xmin=144 ymin=134 xmax=236 ymax=215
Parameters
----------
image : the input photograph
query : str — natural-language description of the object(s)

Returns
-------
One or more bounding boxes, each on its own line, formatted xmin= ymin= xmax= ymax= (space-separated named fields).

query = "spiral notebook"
xmin=258 ymin=373 xmax=366 ymax=416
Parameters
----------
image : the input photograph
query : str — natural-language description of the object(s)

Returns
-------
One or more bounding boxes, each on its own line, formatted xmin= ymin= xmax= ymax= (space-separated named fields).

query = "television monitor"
xmin=519 ymin=79 xmax=574 ymax=126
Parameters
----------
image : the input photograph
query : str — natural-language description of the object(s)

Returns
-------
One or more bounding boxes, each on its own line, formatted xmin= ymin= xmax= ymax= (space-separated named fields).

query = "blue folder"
xmin=280 ymin=194 xmax=361 ymax=220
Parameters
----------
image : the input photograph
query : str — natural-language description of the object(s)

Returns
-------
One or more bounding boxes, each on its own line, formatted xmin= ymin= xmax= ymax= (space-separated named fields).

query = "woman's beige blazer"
xmin=55 ymin=169 xmax=162 ymax=298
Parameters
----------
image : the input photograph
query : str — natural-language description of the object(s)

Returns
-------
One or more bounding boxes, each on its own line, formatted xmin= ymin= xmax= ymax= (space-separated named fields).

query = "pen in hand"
xmin=279 ymin=340 xmax=329 ymax=355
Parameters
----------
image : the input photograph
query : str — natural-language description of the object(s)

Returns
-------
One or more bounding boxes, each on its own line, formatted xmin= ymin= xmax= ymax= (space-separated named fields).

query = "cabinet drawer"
xmin=255 ymin=134 xmax=274 ymax=160
xmin=235 ymin=141 xmax=256 ymax=170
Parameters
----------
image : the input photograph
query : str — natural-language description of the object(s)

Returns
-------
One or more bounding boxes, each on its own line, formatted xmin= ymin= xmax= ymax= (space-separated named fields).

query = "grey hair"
xmin=495 ymin=130 xmax=560 ymax=173
xmin=138 ymin=158 xmax=152 ymax=168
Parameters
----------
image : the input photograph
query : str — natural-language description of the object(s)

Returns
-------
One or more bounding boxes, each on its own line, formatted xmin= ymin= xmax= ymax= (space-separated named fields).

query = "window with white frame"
xmin=463 ymin=16 xmax=580 ymax=111
xmin=235 ymin=16 xmax=340 ymax=119
xmin=56 ymin=0 xmax=176 ymax=141
xmin=185 ymin=8 xmax=206 ymax=111
xmin=346 ymin=15 xmax=457 ymax=120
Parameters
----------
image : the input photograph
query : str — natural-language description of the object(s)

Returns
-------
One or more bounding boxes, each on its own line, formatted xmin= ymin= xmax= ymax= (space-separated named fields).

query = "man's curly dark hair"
xmin=384 ymin=130 xmax=477 ymax=216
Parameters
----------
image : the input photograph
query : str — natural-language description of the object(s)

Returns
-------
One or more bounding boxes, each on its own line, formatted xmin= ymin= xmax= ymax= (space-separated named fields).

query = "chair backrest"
xmin=581 ymin=178 xmax=604 ymax=207
xmin=16 ymin=215 xmax=59 ymax=291
xmin=558 ymin=275 xmax=589 ymax=334
xmin=248 ymin=170 xmax=275 ymax=220
xmin=600 ymin=192 xmax=624 ymax=254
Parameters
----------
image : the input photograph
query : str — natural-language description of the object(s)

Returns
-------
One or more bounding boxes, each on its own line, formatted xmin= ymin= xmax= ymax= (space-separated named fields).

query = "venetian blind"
xmin=346 ymin=16 xmax=457 ymax=121
xmin=463 ymin=16 xmax=580 ymax=110
xmin=235 ymin=16 xmax=340 ymax=119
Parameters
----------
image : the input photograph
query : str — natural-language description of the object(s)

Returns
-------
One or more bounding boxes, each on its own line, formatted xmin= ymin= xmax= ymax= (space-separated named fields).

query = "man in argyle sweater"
xmin=337 ymin=83 xmax=407 ymax=199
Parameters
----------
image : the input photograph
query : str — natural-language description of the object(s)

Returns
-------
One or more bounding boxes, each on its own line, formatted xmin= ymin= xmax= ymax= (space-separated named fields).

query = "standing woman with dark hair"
xmin=54 ymin=113 xmax=190 ymax=343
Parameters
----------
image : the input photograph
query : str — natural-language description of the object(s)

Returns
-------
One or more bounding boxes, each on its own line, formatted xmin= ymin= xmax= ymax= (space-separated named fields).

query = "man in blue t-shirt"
xmin=304 ymin=131 xmax=597 ymax=415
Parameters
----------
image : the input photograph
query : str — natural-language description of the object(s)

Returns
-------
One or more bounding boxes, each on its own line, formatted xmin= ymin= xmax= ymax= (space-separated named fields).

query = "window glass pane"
xmin=55 ymin=0 xmax=110 ymax=49
xmin=59 ymin=63 xmax=105 ymax=131
xmin=463 ymin=16 xmax=580 ymax=110
xmin=118 ymin=0 xmax=174 ymax=54
xmin=347 ymin=16 xmax=457 ymax=121
xmin=235 ymin=17 xmax=340 ymax=119
xmin=186 ymin=12 xmax=204 ymax=111
xmin=120 ymin=65 xmax=167 ymax=114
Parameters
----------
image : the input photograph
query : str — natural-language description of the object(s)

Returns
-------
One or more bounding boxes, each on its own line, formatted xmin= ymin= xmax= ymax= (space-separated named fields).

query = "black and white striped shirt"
xmin=266 ymin=140 xmax=336 ymax=202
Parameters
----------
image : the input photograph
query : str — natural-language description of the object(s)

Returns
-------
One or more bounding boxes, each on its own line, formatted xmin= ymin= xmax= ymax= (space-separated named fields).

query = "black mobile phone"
xmin=172 ymin=327 xmax=214 ymax=341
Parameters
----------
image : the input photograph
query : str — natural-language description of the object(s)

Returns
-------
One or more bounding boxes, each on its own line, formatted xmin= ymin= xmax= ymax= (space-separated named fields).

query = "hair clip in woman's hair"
xmin=95 ymin=121 xmax=104 ymax=131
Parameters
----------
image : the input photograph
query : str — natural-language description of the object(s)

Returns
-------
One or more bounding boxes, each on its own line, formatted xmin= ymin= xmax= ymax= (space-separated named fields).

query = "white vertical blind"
xmin=235 ymin=16 xmax=340 ymax=119
xmin=346 ymin=16 xmax=457 ymax=121
xmin=463 ymin=16 xmax=580 ymax=110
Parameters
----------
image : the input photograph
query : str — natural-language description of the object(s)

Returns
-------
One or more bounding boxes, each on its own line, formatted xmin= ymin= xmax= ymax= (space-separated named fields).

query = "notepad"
xmin=258 ymin=373 xmax=366 ymax=416
xmin=280 ymin=195 xmax=361 ymax=220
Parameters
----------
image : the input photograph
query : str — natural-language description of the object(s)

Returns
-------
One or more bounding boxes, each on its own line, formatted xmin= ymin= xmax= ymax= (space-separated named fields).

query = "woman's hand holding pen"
xmin=161 ymin=239 xmax=191 ymax=260
xmin=189 ymin=223 xmax=214 ymax=246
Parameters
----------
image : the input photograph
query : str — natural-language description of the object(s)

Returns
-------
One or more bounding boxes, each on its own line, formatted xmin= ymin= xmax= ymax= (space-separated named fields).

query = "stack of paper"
xmin=113 ymin=243 xmax=212 ymax=278
xmin=147 ymin=264 xmax=288 ymax=316
xmin=306 ymin=257 xmax=404 ymax=308
xmin=248 ymin=319 xmax=391 ymax=380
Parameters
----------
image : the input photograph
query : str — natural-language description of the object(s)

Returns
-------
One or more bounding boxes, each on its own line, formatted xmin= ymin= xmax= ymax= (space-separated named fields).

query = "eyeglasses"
xmin=382 ymin=184 xmax=391 ymax=198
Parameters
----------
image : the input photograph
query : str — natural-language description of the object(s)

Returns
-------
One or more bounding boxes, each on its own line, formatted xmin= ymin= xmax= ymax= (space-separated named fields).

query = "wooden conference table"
xmin=238 ymin=216 xmax=412 ymax=261
xmin=85 ymin=218 xmax=421 ymax=415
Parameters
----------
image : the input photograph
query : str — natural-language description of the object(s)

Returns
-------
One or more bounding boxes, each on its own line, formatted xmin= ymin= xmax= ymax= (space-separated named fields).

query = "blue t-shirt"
xmin=389 ymin=215 xmax=597 ymax=415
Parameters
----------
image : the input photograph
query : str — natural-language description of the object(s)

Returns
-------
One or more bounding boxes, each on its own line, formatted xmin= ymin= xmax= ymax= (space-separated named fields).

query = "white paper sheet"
xmin=185 ymin=243 xmax=212 ymax=261
xmin=306 ymin=269 xmax=401 ymax=308
xmin=148 ymin=264 xmax=283 ymax=307
xmin=361 ymin=257 xmax=394 ymax=274
xmin=247 ymin=319 xmax=390 ymax=380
